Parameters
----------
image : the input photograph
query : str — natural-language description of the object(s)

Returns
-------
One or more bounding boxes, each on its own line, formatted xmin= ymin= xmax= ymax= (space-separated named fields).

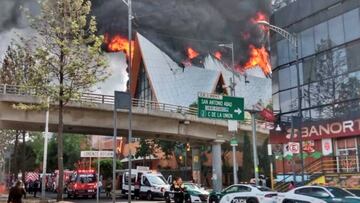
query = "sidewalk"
xmin=0 ymin=194 xmax=61 ymax=203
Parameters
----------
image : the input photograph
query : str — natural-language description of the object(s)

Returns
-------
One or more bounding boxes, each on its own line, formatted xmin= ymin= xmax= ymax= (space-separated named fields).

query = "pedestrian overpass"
xmin=0 ymin=84 xmax=270 ymax=191
xmin=0 ymin=84 xmax=269 ymax=143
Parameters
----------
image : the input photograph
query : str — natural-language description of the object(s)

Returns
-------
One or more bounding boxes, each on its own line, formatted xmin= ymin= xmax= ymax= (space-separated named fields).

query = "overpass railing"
xmin=0 ymin=84 xmax=272 ymax=128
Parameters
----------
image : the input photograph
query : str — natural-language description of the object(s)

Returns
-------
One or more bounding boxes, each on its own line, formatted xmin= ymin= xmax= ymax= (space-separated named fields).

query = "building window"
xmin=314 ymin=21 xmax=329 ymax=51
xmin=272 ymin=70 xmax=279 ymax=93
xmin=280 ymin=90 xmax=292 ymax=113
xmin=328 ymin=15 xmax=345 ymax=46
xmin=343 ymin=8 xmax=360 ymax=42
xmin=279 ymin=66 xmax=291 ymax=90
xmin=300 ymin=27 xmax=315 ymax=57
xmin=346 ymin=42 xmax=360 ymax=73
xmin=277 ymin=39 xmax=290 ymax=65
xmin=135 ymin=61 xmax=153 ymax=101
xmin=302 ymin=57 xmax=316 ymax=84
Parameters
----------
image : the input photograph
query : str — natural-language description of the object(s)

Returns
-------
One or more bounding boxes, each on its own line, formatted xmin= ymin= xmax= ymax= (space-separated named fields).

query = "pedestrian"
xmin=288 ymin=181 xmax=295 ymax=190
xmin=171 ymin=177 xmax=185 ymax=203
xmin=134 ymin=178 xmax=140 ymax=200
xmin=7 ymin=180 xmax=26 ymax=203
xmin=105 ymin=179 xmax=111 ymax=198
xmin=33 ymin=180 xmax=39 ymax=198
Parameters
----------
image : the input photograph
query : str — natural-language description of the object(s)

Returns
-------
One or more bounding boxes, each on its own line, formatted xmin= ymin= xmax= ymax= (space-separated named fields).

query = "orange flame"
xmin=251 ymin=11 xmax=269 ymax=32
xmin=243 ymin=45 xmax=271 ymax=76
xmin=104 ymin=34 xmax=134 ymax=58
xmin=214 ymin=51 xmax=222 ymax=60
xmin=187 ymin=47 xmax=199 ymax=60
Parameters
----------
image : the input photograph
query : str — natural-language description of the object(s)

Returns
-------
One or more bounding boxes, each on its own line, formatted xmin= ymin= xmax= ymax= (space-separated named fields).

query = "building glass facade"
xmin=270 ymin=1 xmax=360 ymax=187
xmin=272 ymin=2 xmax=360 ymax=120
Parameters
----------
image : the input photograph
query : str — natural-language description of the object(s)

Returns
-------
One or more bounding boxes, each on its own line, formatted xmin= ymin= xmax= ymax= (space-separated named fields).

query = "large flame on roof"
xmin=187 ymin=47 xmax=199 ymax=60
xmin=104 ymin=34 xmax=134 ymax=58
xmin=242 ymin=45 xmax=271 ymax=77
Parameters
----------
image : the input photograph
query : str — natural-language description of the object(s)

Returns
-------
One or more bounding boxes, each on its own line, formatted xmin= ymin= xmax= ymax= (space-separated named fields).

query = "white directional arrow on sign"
xmin=234 ymin=108 xmax=242 ymax=115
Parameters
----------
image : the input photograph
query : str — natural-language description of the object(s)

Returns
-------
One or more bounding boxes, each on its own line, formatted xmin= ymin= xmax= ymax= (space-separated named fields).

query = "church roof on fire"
xmin=132 ymin=33 xmax=271 ymax=109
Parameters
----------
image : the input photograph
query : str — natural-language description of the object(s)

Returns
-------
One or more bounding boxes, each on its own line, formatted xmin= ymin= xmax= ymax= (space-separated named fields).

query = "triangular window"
xmin=135 ymin=60 xmax=154 ymax=101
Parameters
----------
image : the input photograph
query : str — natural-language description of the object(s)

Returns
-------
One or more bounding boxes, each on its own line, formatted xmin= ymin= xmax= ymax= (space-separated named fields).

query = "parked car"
xmin=164 ymin=182 xmax=209 ymax=203
xmin=277 ymin=192 xmax=327 ymax=203
xmin=285 ymin=186 xmax=360 ymax=203
xmin=208 ymin=184 xmax=277 ymax=203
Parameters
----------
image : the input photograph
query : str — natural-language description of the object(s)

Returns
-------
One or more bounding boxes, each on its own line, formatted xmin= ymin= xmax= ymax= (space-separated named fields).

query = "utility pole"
xmin=127 ymin=0 xmax=133 ymax=202
xmin=41 ymin=97 xmax=50 ymax=200
xmin=219 ymin=42 xmax=238 ymax=185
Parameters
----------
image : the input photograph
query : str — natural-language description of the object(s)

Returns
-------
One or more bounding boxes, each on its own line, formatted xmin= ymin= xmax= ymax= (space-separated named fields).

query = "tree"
xmin=258 ymin=138 xmax=270 ymax=178
xmin=22 ymin=0 xmax=109 ymax=200
xmin=157 ymin=140 xmax=178 ymax=159
xmin=135 ymin=138 xmax=159 ymax=166
xmin=0 ymin=43 xmax=34 ymax=180
xmin=42 ymin=134 xmax=90 ymax=171
xmin=241 ymin=133 xmax=253 ymax=182
xmin=97 ymin=159 xmax=122 ymax=180
xmin=0 ymin=43 xmax=34 ymax=85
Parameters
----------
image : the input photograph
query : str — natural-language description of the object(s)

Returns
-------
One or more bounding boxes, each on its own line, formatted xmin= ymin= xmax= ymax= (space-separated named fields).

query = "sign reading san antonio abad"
xmin=197 ymin=92 xmax=244 ymax=121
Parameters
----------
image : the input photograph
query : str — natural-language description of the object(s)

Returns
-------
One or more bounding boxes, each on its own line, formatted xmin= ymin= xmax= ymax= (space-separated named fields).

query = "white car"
xmin=277 ymin=192 xmax=327 ymax=203
xmin=280 ymin=186 xmax=360 ymax=203
xmin=218 ymin=184 xmax=277 ymax=203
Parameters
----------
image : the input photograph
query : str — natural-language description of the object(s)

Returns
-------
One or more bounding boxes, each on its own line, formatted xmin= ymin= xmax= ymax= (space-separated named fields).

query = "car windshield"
xmin=256 ymin=186 xmax=273 ymax=192
xmin=76 ymin=174 xmax=96 ymax=183
xmin=147 ymin=175 xmax=166 ymax=185
xmin=326 ymin=187 xmax=354 ymax=198
xmin=184 ymin=183 xmax=200 ymax=190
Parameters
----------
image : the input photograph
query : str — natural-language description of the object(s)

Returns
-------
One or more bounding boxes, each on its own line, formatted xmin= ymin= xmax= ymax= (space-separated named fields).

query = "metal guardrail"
xmin=0 ymin=84 xmax=271 ymax=128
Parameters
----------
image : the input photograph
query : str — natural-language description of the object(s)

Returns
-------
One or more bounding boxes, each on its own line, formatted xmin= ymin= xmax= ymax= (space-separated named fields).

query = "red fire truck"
xmin=66 ymin=169 xmax=98 ymax=198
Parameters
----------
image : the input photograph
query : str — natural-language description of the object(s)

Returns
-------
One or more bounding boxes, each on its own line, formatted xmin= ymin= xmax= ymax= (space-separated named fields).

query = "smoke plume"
xmin=91 ymin=0 xmax=271 ymax=68
xmin=0 ymin=0 xmax=38 ymax=61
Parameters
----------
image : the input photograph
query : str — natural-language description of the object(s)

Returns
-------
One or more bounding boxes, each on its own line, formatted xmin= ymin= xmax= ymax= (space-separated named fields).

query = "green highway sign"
xmin=197 ymin=92 xmax=244 ymax=121
xmin=230 ymin=137 xmax=238 ymax=146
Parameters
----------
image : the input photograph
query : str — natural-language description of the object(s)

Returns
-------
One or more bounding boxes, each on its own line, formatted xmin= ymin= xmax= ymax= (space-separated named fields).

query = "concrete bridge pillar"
xmin=212 ymin=140 xmax=224 ymax=192
xmin=191 ymin=147 xmax=201 ymax=184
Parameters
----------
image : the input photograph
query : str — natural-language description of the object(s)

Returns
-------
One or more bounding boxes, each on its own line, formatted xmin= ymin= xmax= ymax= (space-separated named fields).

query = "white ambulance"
xmin=122 ymin=166 xmax=170 ymax=200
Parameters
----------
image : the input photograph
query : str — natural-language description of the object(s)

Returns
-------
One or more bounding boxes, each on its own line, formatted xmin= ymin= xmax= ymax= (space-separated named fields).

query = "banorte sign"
xmin=270 ymin=117 xmax=360 ymax=144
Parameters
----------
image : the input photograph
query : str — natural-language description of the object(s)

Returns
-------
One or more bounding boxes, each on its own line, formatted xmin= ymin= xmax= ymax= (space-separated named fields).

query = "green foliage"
xmin=21 ymin=0 xmax=109 ymax=102
xmin=19 ymin=1 xmax=109 ymax=200
xmin=258 ymin=138 xmax=270 ymax=177
xmin=157 ymin=140 xmax=177 ymax=159
xmin=0 ymin=130 xmax=16 ymax=158
xmin=135 ymin=139 xmax=158 ymax=162
xmin=241 ymin=133 xmax=253 ymax=182
xmin=0 ymin=43 xmax=34 ymax=85
xmin=97 ymin=159 xmax=122 ymax=179
xmin=11 ymin=142 xmax=37 ymax=172
xmin=31 ymin=133 xmax=90 ymax=171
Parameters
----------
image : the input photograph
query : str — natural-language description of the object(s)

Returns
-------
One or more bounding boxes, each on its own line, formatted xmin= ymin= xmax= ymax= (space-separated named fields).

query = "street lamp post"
xmin=41 ymin=97 xmax=50 ymax=200
xmin=257 ymin=21 xmax=305 ymax=183
xmin=219 ymin=43 xmax=238 ymax=185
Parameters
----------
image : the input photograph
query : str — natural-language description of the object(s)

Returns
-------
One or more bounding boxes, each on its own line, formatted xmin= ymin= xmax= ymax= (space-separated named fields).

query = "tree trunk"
xmin=57 ymin=98 xmax=64 ymax=201
xmin=21 ymin=131 xmax=26 ymax=184
xmin=12 ymin=131 xmax=19 ymax=176
xmin=57 ymin=51 xmax=65 ymax=201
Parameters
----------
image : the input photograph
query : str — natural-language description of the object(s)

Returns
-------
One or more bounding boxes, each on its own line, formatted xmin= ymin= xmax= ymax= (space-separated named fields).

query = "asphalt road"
xmin=42 ymin=192 xmax=166 ymax=203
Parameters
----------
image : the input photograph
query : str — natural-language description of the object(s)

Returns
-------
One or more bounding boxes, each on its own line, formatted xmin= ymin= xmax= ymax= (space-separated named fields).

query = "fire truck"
xmin=66 ymin=169 xmax=98 ymax=198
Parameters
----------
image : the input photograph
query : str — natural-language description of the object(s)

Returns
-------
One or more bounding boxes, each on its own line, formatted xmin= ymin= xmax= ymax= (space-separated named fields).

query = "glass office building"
xmin=270 ymin=0 xmax=360 ymax=186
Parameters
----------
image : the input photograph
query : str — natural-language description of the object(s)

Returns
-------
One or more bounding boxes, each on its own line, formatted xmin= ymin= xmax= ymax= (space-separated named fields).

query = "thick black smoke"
xmin=91 ymin=0 xmax=271 ymax=67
